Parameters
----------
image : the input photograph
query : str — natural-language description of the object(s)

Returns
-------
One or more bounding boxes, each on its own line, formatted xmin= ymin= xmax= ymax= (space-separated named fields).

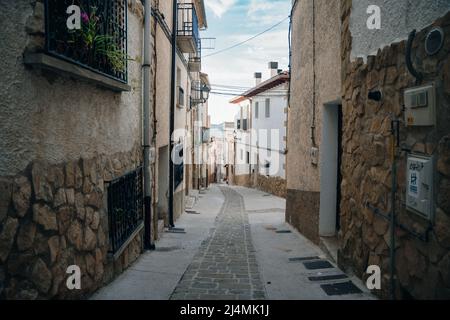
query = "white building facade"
xmin=230 ymin=62 xmax=289 ymax=197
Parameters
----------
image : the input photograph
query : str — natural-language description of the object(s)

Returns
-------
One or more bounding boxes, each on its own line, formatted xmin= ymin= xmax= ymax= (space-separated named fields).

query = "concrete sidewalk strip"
xmin=92 ymin=186 xmax=225 ymax=300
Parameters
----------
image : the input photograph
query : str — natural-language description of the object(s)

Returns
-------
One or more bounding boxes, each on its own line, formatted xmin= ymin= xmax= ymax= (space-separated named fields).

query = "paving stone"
xmin=170 ymin=187 xmax=266 ymax=300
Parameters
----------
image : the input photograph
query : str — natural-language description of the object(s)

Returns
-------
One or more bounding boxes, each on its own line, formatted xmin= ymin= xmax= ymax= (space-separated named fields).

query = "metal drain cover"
xmin=186 ymin=210 xmax=200 ymax=214
xmin=308 ymin=274 xmax=348 ymax=282
xmin=275 ymin=230 xmax=292 ymax=234
xmin=303 ymin=260 xmax=334 ymax=270
xmin=321 ymin=281 xmax=363 ymax=296
xmin=289 ymin=256 xmax=320 ymax=262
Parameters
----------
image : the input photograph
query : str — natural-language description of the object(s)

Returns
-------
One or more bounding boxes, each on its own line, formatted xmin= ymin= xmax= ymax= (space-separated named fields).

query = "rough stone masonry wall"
xmin=339 ymin=0 xmax=450 ymax=299
xmin=0 ymin=145 xmax=144 ymax=299
xmin=0 ymin=1 xmax=149 ymax=299
xmin=255 ymin=175 xmax=287 ymax=199
xmin=233 ymin=173 xmax=286 ymax=199
xmin=234 ymin=175 xmax=253 ymax=188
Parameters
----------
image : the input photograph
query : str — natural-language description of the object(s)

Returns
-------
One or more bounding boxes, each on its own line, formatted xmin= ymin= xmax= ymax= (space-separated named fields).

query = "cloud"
xmin=203 ymin=29 xmax=289 ymax=124
xmin=246 ymin=0 xmax=290 ymax=26
xmin=205 ymin=0 xmax=236 ymax=18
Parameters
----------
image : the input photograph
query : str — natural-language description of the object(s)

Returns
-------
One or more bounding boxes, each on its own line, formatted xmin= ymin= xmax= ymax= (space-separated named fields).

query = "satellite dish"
xmin=425 ymin=27 xmax=444 ymax=56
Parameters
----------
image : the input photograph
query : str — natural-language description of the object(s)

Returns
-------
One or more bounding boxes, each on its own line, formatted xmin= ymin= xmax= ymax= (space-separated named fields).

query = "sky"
xmin=200 ymin=0 xmax=291 ymax=125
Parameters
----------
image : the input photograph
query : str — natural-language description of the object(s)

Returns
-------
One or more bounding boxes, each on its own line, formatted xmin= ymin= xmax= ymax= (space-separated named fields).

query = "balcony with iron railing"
xmin=24 ymin=0 xmax=130 ymax=91
xmin=177 ymin=2 xmax=200 ymax=54
xmin=188 ymin=39 xmax=202 ymax=72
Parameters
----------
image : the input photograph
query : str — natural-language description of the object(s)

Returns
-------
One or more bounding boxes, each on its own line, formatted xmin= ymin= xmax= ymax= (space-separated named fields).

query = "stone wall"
xmin=233 ymin=173 xmax=286 ymax=198
xmin=233 ymin=175 xmax=253 ymax=188
xmin=0 ymin=145 xmax=144 ymax=299
xmin=255 ymin=175 xmax=287 ymax=199
xmin=339 ymin=0 xmax=450 ymax=299
xmin=0 ymin=1 xmax=149 ymax=299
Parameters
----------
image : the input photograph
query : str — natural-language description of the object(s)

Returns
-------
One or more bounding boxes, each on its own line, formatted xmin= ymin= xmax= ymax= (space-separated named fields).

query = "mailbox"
xmin=406 ymin=154 xmax=434 ymax=220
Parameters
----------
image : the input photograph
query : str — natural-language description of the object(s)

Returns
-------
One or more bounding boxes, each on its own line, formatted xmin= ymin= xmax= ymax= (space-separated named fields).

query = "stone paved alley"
xmin=93 ymin=185 xmax=374 ymax=300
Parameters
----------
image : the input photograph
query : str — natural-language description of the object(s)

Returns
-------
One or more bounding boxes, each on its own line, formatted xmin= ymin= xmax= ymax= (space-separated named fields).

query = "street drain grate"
xmin=186 ymin=210 xmax=200 ymax=214
xmin=165 ymin=227 xmax=186 ymax=234
xmin=289 ymin=256 xmax=320 ymax=262
xmin=320 ymin=281 xmax=363 ymax=296
xmin=275 ymin=230 xmax=292 ymax=234
xmin=303 ymin=260 xmax=334 ymax=270
xmin=308 ymin=274 xmax=348 ymax=282
xmin=155 ymin=246 xmax=181 ymax=252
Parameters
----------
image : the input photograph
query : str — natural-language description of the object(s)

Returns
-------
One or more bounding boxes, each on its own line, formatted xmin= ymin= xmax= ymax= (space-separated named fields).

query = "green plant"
xmin=67 ymin=5 xmax=132 ymax=73
xmin=94 ymin=34 xmax=131 ymax=72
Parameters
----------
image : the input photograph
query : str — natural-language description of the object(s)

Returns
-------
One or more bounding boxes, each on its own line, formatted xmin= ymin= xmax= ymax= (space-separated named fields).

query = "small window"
xmin=265 ymin=99 xmax=270 ymax=118
xmin=178 ymin=87 xmax=185 ymax=106
xmin=255 ymin=102 xmax=259 ymax=119
xmin=247 ymin=152 xmax=250 ymax=164
xmin=237 ymin=119 xmax=241 ymax=129
xmin=242 ymin=119 xmax=248 ymax=131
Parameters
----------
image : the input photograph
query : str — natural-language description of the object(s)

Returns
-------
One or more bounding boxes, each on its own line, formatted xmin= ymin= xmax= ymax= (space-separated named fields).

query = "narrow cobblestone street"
xmin=93 ymin=185 xmax=374 ymax=300
xmin=170 ymin=187 xmax=265 ymax=300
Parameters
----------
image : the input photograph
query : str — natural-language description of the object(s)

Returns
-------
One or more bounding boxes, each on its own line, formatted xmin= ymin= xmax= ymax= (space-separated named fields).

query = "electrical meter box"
xmin=404 ymin=84 xmax=436 ymax=126
xmin=406 ymin=154 xmax=434 ymax=220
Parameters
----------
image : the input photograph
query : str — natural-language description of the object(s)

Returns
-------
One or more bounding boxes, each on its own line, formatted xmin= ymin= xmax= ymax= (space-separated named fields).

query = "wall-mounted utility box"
xmin=404 ymin=84 xmax=436 ymax=127
xmin=406 ymin=154 xmax=434 ymax=220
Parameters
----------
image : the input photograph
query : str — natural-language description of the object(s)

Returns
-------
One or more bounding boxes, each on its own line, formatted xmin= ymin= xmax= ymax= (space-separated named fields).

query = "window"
xmin=242 ymin=119 xmax=248 ymax=131
xmin=265 ymin=99 xmax=271 ymax=118
xmin=237 ymin=119 xmax=241 ymax=130
xmin=241 ymin=149 xmax=244 ymax=160
xmin=107 ymin=167 xmax=143 ymax=255
xmin=45 ymin=0 xmax=128 ymax=83
xmin=246 ymin=152 xmax=250 ymax=164
xmin=178 ymin=87 xmax=185 ymax=106
xmin=255 ymin=102 xmax=259 ymax=119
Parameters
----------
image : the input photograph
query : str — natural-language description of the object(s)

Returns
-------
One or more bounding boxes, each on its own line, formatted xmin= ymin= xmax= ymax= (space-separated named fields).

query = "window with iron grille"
xmin=237 ymin=119 xmax=241 ymax=130
xmin=45 ymin=0 xmax=128 ymax=83
xmin=255 ymin=102 xmax=259 ymax=119
xmin=107 ymin=167 xmax=143 ymax=255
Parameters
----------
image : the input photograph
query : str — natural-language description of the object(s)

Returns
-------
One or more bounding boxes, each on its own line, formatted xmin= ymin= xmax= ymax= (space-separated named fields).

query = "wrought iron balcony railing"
xmin=177 ymin=2 xmax=200 ymax=54
xmin=107 ymin=167 xmax=143 ymax=255
xmin=44 ymin=0 xmax=128 ymax=83
xmin=189 ymin=39 xmax=202 ymax=72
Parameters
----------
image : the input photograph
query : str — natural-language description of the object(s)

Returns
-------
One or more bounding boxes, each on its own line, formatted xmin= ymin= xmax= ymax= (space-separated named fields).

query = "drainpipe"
xmin=168 ymin=0 xmax=177 ymax=229
xmin=143 ymin=0 xmax=154 ymax=249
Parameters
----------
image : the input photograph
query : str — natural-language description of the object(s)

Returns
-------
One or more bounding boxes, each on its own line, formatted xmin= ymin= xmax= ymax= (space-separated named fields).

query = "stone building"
xmin=0 ymin=0 xmax=209 ymax=300
xmin=288 ymin=0 xmax=450 ymax=299
xmin=339 ymin=0 xmax=450 ymax=300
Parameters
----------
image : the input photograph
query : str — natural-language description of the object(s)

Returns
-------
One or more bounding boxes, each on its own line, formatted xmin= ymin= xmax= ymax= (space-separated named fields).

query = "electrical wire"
xmin=203 ymin=16 xmax=290 ymax=58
